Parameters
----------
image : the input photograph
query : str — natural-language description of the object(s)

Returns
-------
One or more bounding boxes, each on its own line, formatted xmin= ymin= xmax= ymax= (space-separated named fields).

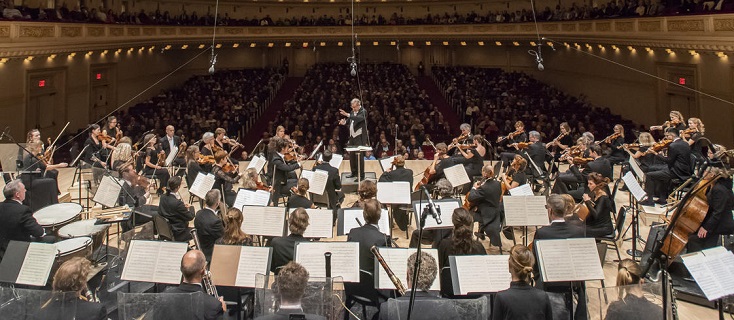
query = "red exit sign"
xmin=678 ymin=77 xmax=686 ymax=85
xmin=96 ymin=73 xmax=102 ymax=80
xmin=38 ymin=79 xmax=46 ymax=87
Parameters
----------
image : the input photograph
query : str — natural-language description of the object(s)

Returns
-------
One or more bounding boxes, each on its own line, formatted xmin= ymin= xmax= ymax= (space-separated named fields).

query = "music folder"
xmin=0 ymin=241 xmax=56 ymax=286
xmin=93 ymin=175 xmax=123 ymax=208
xmin=681 ymin=246 xmax=734 ymax=301
xmin=449 ymin=255 xmax=511 ymax=295
xmin=376 ymin=181 xmax=411 ymax=205
xmin=241 ymin=206 xmax=287 ymax=237
xmin=535 ymin=238 xmax=605 ymax=282
xmin=337 ymin=207 xmax=391 ymax=236
xmin=295 ymin=242 xmax=360 ymax=282
xmin=502 ymin=195 xmax=549 ymax=227
xmin=289 ymin=208 xmax=333 ymax=238
xmin=411 ymin=199 xmax=461 ymax=229
xmin=189 ymin=172 xmax=216 ymax=199
xmin=373 ymin=247 xmax=440 ymax=291
xmin=121 ymin=240 xmax=189 ymax=284
xmin=210 ymin=245 xmax=272 ymax=288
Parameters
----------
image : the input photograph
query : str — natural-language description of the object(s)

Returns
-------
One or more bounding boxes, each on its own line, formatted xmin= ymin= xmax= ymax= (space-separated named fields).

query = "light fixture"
xmin=442 ymin=41 xmax=449 ymax=46
xmin=716 ymin=51 xmax=727 ymax=58
xmin=302 ymin=42 xmax=309 ymax=48
xmin=86 ymin=51 xmax=93 ymax=56
xmin=149 ymin=46 xmax=155 ymax=51
xmin=268 ymin=43 xmax=274 ymax=47
xmin=390 ymin=41 xmax=396 ymax=46
xmin=408 ymin=41 xmax=414 ymax=46
xmin=284 ymin=42 xmax=291 ymax=47
xmin=598 ymin=44 xmax=604 ymax=49
xmin=25 ymin=56 xmax=34 ymax=61
xmin=512 ymin=41 xmax=519 ymax=46
xmin=547 ymin=41 xmax=553 ymax=47
xmin=232 ymin=43 xmax=239 ymax=48
xmin=215 ymin=44 xmax=222 ymax=49
xmin=688 ymin=50 xmax=698 ymax=56
xmin=495 ymin=41 xmax=502 ymax=46
xmin=460 ymin=41 xmax=466 ymax=46
xmin=373 ymin=41 xmax=379 ymax=46
xmin=115 ymin=49 xmax=121 ymax=54
xmin=48 ymin=54 xmax=57 ymax=59
xmin=356 ymin=41 xmax=361 ymax=46
xmin=564 ymin=42 xmax=569 ymax=47
xmin=665 ymin=48 xmax=673 ymax=54
xmin=337 ymin=42 xmax=343 ymax=46
xmin=530 ymin=41 xmax=536 ymax=46
xmin=101 ymin=50 xmax=108 ymax=55
xmin=164 ymin=45 xmax=172 ymax=50
xmin=611 ymin=45 xmax=618 ymax=50
xmin=477 ymin=41 xmax=484 ymax=46
xmin=320 ymin=42 xmax=326 ymax=47
xmin=250 ymin=43 xmax=257 ymax=48
xmin=198 ymin=44 xmax=206 ymax=49
xmin=0 ymin=58 xmax=7 ymax=63
xmin=425 ymin=41 xmax=431 ymax=46
xmin=645 ymin=47 xmax=653 ymax=52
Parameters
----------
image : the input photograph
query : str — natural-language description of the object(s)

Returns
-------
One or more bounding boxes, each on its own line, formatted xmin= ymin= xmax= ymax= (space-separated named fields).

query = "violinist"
xmin=141 ymin=133 xmax=170 ymax=195
xmin=267 ymin=126 xmax=286 ymax=161
xmin=159 ymin=125 xmax=186 ymax=167
xmin=452 ymin=133 xmax=483 ymax=183
xmin=270 ymin=138 xmax=302 ymax=200
xmin=447 ymin=123 xmax=472 ymax=154
xmin=185 ymin=145 xmax=204 ymax=189
xmin=467 ymin=164 xmax=503 ymax=248
xmin=242 ymin=168 xmax=268 ymax=191
xmin=546 ymin=122 xmax=573 ymax=160
xmin=555 ymin=144 xmax=611 ymax=202
xmin=23 ymin=129 xmax=68 ymax=182
xmin=626 ymin=132 xmax=659 ymax=173
xmin=601 ymin=125 xmax=626 ymax=165
xmin=499 ymin=121 xmax=528 ymax=170
xmin=640 ymin=128 xmax=691 ymax=206
xmin=102 ymin=115 xmax=122 ymax=146
xmin=110 ymin=136 xmax=133 ymax=171
xmin=82 ymin=124 xmax=108 ymax=185
xmin=288 ymin=178 xmax=316 ymax=209
xmin=524 ymin=131 xmax=547 ymax=177
xmin=687 ymin=164 xmax=734 ymax=252
xmin=582 ymin=172 xmax=614 ymax=237
xmin=118 ymin=162 xmax=152 ymax=231
xmin=199 ymin=132 xmax=216 ymax=171
xmin=214 ymin=127 xmax=240 ymax=165
xmin=212 ymin=149 xmax=241 ymax=207
xmin=18 ymin=141 xmax=66 ymax=210
xmin=682 ymin=117 xmax=705 ymax=147
xmin=650 ymin=110 xmax=687 ymax=132
xmin=426 ymin=143 xmax=456 ymax=186
xmin=501 ymin=155 xmax=529 ymax=194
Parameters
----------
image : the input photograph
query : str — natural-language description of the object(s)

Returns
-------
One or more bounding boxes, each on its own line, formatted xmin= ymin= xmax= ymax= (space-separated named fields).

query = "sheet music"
xmin=536 ymin=238 xmax=604 ymax=282
xmin=413 ymin=199 xmax=460 ymax=229
xmin=122 ymin=240 xmax=187 ymax=284
xmin=295 ymin=242 xmax=360 ymax=282
xmin=508 ymin=184 xmax=534 ymax=196
xmin=340 ymin=208 xmax=391 ymax=235
xmin=376 ymin=181 xmax=411 ymax=204
xmin=293 ymin=208 xmax=333 ymax=238
xmin=374 ymin=248 xmax=440 ymax=291
xmin=15 ymin=243 xmax=56 ymax=286
xmin=94 ymin=175 xmax=123 ymax=208
xmin=165 ymin=147 xmax=178 ymax=166
xmin=681 ymin=247 xmax=734 ymax=301
xmin=628 ymin=154 xmax=645 ymax=181
xmin=622 ymin=172 xmax=647 ymax=202
xmin=451 ymin=255 xmax=511 ymax=294
xmin=246 ymin=155 xmax=267 ymax=173
xmin=189 ymin=172 xmax=216 ymax=199
xmin=233 ymin=189 xmax=271 ymax=210
xmin=379 ymin=156 xmax=397 ymax=172
xmin=301 ymin=169 xmax=328 ymax=195
xmin=241 ymin=206 xmax=286 ymax=237
xmin=329 ymin=154 xmax=343 ymax=169
xmin=443 ymin=164 xmax=471 ymax=187
xmin=502 ymin=196 xmax=550 ymax=227
xmin=152 ymin=242 xmax=189 ymax=284
xmin=234 ymin=247 xmax=272 ymax=288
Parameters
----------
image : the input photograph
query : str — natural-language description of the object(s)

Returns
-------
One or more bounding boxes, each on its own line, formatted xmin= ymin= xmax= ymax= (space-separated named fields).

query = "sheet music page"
xmin=715 ymin=253 xmax=734 ymax=297
xmin=306 ymin=170 xmax=328 ymax=195
xmin=122 ymin=240 xmax=160 ymax=282
xmin=341 ymin=208 xmax=391 ymax=235
xmin=152 ymin=242 xmax=188 ymax=284
xmin=413 ymin=200 xmax=460 ymax=229
xmin=622 ymin=172 xmax=647 ymax=202
xmin=165 ymin=147 xmax=178 ymax=166
xmin=537 ymin=238 xmax=604 ymax=282
xmin=376 ymin=181 xmax=411 ymax=204
xmin=502 ymin=196 xmax=550 ymax=227
xmin=329 ymin=154 xmax=343 ymax=170
xmin=566 ymin=238 xmax=605 ymax=280
xmin=508 ymin=184 xmax=534 ymax=196
xmin=15 ymin=243 xmax=57 ymax=286
xmin=295 ymin=242 xmax=360 ymax=282
xmin=246 ymin=155 xmax=267 ymax=173
xmin=94 ymin=175 xmax=123 ymax=208
xmin=628 ymin=155 xmax=645 ymax=181
xmin=682 ymin=252 xmax=724 ymax=300
xmin=443 ymin=165 xmax=471 ymax=187
xmin=296 ymin=209 xmax=334 ymax=238
xmin=234 ymin=189 xmax=271 ymax=210
xmin=190 ymin=172 xmax=216 ymax=199
xmin=379 ymin=156 xmax=397 ymax=172
xmin=452 ymin=255 xmax=511 ymax=294
xmin=241 ymin=206 xmax=286 ymax=237
xmin=375 ymin=248 xmax=440 ymax=291
xmin=234 ymin=247 xmax=272 ymax=288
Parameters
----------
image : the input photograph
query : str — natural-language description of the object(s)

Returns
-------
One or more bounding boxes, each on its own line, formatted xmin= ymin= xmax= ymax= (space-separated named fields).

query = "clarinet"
xmin=371 ymin=246 xmax=407 ymax=295
xmin=190 ymin=228 xmax=219 ymax=297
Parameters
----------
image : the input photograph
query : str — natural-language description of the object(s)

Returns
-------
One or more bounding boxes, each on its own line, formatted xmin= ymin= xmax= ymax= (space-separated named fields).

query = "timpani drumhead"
xmin=55 ymin=237 xmax=92 ymax=256
xmin=58 ymin=219 xmax=108 ymax=238
xmin=33 ymin=203 xmax=82 ymax=227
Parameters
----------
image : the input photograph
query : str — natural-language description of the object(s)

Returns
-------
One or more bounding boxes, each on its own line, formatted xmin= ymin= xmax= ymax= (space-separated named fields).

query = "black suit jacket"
xmin=573 ymin=157 xmax=613 ymax=181
xmin=702 ymin=178 xmax=734 ymax=235
xmin=33 ymin=296 xmax=107 ymax=320
xmin=347 ymin=224 xmax=388 ymax=274
xmin=657 ymin=138 xmax=692 ymax=181
xmin=525 ymin=141 xmax=547 ymax=175
xmin=378 ymin=167 xmax=414 ymax=186
xmin=269 ymin=234 xmax=308 ymax=273
xmin=159 ymin=193 xmax=195 ymax=239
xmin=159 ymin=283 xmax=224 ymax=320
xmin=534 ymin=221 xmax=585 ymax=241
xmin=270 ymin=154 xmax=300 ymax=196
xmin=160 ymin=135 xmax=182 ymax=156
xmin=345 ymin=108 xmax=367 ymax=146
xmin=492 ymin=281 xmax=553 ymax=320
xmin=118 ymin=181 xmax=148 ymax=208
xmin=314 ymin=162 xmax=341 ymax=208
xmin=467 ymin=180 xmax=502 ymax=221
xmin=0 ymin=199 xmax=44 ymax=260
xmin=287 ymin=194 xmax=313 ymax=209
xmin=194 ymin=208 xmax=224 ymax=259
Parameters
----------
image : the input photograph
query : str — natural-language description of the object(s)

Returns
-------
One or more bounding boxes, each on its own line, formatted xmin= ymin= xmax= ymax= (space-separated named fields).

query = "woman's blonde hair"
xmin=688 ymin=117 xmax=705 ymax=134
xmin=509 ymin=245 xmax=535 ymax=284
xmin=616 ymin=259 xmax=643 ymax=299
xmin=220 ymin=208 xmax=250 ymax=245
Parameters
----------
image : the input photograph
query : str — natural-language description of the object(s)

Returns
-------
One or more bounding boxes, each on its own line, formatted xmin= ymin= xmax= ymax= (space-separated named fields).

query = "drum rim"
xmin=55 ymin=236 xmax=93 ymax=255
xmin=57 ymin=219 xmax=109 ymax=237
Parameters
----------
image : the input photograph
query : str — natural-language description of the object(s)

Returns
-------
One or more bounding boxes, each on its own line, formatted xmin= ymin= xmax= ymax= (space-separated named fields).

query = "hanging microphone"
xmin=420 ymin=185 xmax=442 ymax=224
xmin=350 ymin=61 xmax=357 ymax=77
xmin=0 ymin=127 xmax=9 ymax=141
xmin=528 ymin=44 xmax=544 ymax=71
xmin=208 ymin=53 xmax=218 ymax=74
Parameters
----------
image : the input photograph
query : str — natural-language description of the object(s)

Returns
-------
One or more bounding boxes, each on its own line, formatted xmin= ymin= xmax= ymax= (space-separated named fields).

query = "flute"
xmin=370 ymin=246 xmax=406 ymax=295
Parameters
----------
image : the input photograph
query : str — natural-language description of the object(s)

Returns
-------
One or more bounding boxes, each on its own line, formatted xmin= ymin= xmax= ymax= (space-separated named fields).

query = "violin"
xmin=497 ymin=129 xmax=524 ymax=143
xmin=97 ymin=133 xmax=113 ymax=143
xmin=222 ymin=162 xmax=237 ymax=174
xmin=643 ymin=139 xmax=673 ymax=154
xmin=135 ymin=175 xmax=150 ymax=189
xmin=680 ymin=127 xmax=698 ymax=138
xmin=597 ymin=132 xmax=621 ymax=145
xmin=511 ymin=142 xmax=530 ymax=150
xmin=176 ymin=135 xmax=188 ymax=158
xmin=197 ymin=155 xmax=216 ymax=165
xmin=256 ymin=181 xmax=270 ymax=191
xmin=571 ymin=157 xmax=595 ymax=166
xmin=560 ymin=145 xmax=584 ymax=161
xmin=622 ymin=143 xmax=652 ymax=150
xmin=156 ymin=150 xmax=166 ymax=167
xmin=550 ymin=131 xmax=568 ymax=144
xmin=43 ymin=137 xmax=55 ymax=165
xmin=463 ymin=178 xmax=487 ymax=211
xmin=114 ymin=125 xmax=123 ymax=146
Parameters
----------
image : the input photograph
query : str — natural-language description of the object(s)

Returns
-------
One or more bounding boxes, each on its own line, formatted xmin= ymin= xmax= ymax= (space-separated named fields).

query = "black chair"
xmin=596 ymin=206 xmax=627 ymax=262
xmin=153 ymin=214 xmax=175 ymax=241
xmin=344 ymin=270 xmax=384 ymax=320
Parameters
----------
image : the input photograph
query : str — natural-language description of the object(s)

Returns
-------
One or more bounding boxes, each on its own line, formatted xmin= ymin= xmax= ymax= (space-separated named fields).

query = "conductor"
xmin=339 ymin=98 xmax=367 ymax=180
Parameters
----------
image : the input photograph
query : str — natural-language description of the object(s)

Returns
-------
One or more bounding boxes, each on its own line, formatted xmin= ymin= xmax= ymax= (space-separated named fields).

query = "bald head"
xmin=181 ymin=250 xmax=206 ymax=282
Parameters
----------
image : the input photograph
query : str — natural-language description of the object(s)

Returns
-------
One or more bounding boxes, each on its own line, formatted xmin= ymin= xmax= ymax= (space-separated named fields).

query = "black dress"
xmin=604 ymin=294 xmax=663 ymax=320
xmin=584 ymin=194 xmax=614 ymax=237
xmin=492 ymin=281 xmax=553 ymax=320
xmin=287 ymin=194 xmax=314 ymax=209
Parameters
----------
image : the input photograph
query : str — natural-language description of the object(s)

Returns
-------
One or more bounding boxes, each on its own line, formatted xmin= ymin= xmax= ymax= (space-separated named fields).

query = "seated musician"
xmin=118 ymin=162 xmax=152 ymax=232
xmin=546 ymin=122 xmax=573 ymax=163
xmin=216 ymin=208 xmax=253 ymax=246
xmin=452 ymin=134 xmax=483 ymax=184
xmin=409 ymin=178 xmax=454 ymax=248
xmin=20 ymin=141 xmax=66 ymax=207
xmin=499 ymin=121 xmax=528 ymax=169
xmin=185 ymin=145 xmax=204 ymax=188
xmin=211 ymin=150 xmax=241 ymax=207
xmin=556 ymin=137 xmax=588 ymax=188
xmin=214 ymin=127 xmax=239 ymax=165
xmin=313 ymin=150 xmax=344 ymax=223
xmin=269 ymin=208 xmax=310 ymax=273
xmin=0 ymin=180 xmax=51 ymax=261
xmin=24 ymin=129 xmax=68 ymax=183
xmin=426 ymin=143 xmax=456 ymax=187
xmin=640 ymin=128 xmax=691 ymax=206
xmin=650 ymin=110 xmax=687 ymax=133
xmin=348 ymin=199 xmax=389 ymax=275
xmin=270 ymin=138 xmax=302 ymax=201
xmin=141 ymin=133 xmax=170 ymax=195
xmin=604 ymin=259 xmax=663 ymax=320
xmin=524 ymin=131 xmax=547 ymax=177
xmin=158 ymin=176 xmax=194 ymax=242
xmin=379 ymin=252 xmax=452 ymax=320
xmin=682 ymin=117 xmax=705 ymax=146
xmin=447 ymin=123 xmax=472 ymax=155
xmin=352 ymin=180 xmax=377 ymax=208
xmin=255 ymin=261 xmax=324 ymax=320
xmin=556 ymin=144 xmax=612 ymax=202
xmin=686 ymin=164 xmax=734 ymax=252
xmin=288 ymin=178 xmax=316 ymax=209
xmin=241 ymin=167 xmax=266 ymax=191
xmin=582 ymin=173 xmax=615 ymax=237
xmin=492 ymin=245 xmax=553 ymax=320
xmin=159 ymin=125 xmax=186 ymax=167
xmin=468 ymin=164 xmax=503 ymax=248
xmin=159 ymin=250 xmax=226 ymax=319
xmin=601 ymin=125 xmax=626 ymax=165
xmin=501 ymin=155 xmax=529 ymax=193
xmin=200 ymin=132 xmax=217 ymax=157
xmin=101 ymin=115 xmax=123 ymax=147
xmin=110 ymin=136 xmax=133 ymax=171
xmin=379 ymin=155 xmax=413 ymax=231
xmin=82 ymin=124 xmax=108 ymax=185
xmin=194 ymin=189 xmax=224 ymax=262
xmin=437 ymin=208 xmax=486 ymax=298
xmin=34 ymin=257 xmax=106 ymax=320
xmin=626 ymin=132 xmax=659 ymax=173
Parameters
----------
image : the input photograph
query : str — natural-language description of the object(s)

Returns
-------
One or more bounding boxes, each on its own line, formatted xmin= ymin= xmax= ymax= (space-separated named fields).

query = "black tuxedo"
xmin=269 ymin=233 xmax=308 ymax=273
xmin=345 ymin=107 xmax=367 ymax=177
xmin=493 ymin=281 xmax=553 ymax=320
xmin=379 ymin=291 xmax=460 ymax=320
xmin=524 ymin=141 xmax=547 ymax=176
xmin=428 ymin=157 xmax=456 ymax=184
xmin=646 ymin=138 xmax=691 ymax=201
xmin=688 ymin=178 xmax=734 ymax=251
xmin=159 ymin=192 xmax=195 ymax=242
xmin=255 ymin=309 xmax=326 ymax=320
xmin=378 ymin=167 xmax=414 ymax=186
xmin=287 ymin=194 xmax=313 ymax=209
xmin=33 ymin=295 xmax=107 ymax=320
xmin=313 ymin=162 xmax=344 ymax=216
xmin=580 ymin=157 xmax=613 ymax=181
xmin=0 ymin=199 xmax=44 ymax=261
xmin=157 ymin=283 xmax=224 ymax=320
xmin=270 ymin=154 xmax=300 ymax=197
xmin=194 ymin=208 xmax=224 ymax=260
xmin=467 ymin=179 xmax=503 ymax=246
xmin=347 ymin=224 xmax=388 ymax=274
xmin=159 ymin=135 xmax=182 ymax=156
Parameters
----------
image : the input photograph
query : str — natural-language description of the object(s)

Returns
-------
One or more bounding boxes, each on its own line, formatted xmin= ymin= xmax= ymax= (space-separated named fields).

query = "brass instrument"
xmin=371 ymin=246 xmax=406 ymax=295
xmin=190 ymin=228 xmax=219 ymax=297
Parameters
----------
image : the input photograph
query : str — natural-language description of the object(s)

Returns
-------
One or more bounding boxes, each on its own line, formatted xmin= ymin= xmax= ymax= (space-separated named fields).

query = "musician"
xmin=650 ymin=110 xmax=686 ymax=132
xmin=35 ymin=257 xmax=107 ymax=320
xmin=687 ymin=166 xmax=734 ymax=252
xmin=499 ymin=121 xmax=528 ymax=169
xmin=641 ymin=128 xmax=691 ymax=206
xmin=200 ymin=132 xmax=216 ymax=157
xmin=502 ymin=155 xmax=528 ymax=192
xmin=492 ymin=245 xmax=552 ymax=320
xmin=270 ymin=138 xmax=302 ymax=200
xmin=211 ymin=150 xmax=240 ymax=207
xmin=604 ymin=259 xmax=663 ymax=320
xmin=216 ymin=208 xmax=253 ymax=246
xmin=288 ymin=178 xmax=316 ymax=209
xmin=447 ymin=123 xmax=472 ymax=154
xmin=452 ymin=135 xmax=483 ymax=181
xmin=347 ymin=199 xmax=389 ymax=274
xmin=426 ymin=143 xmax=456 ymax=185
xmin=468 ymin=164 xmax=503 ymax=247
xmin=314 ymin=150 xmax=344 ymax=223
xmin=438 ymin=208 xmax=486 ymax=297
xmin=379 ymin=252 xmax=452 ymax=320
xmin=563 ymin=144 xmax=612 ymax=201
xmin=102 ymin=115 xmax=122 ymax=145
xmin=269 ymin=208 xmax=310 ymax=273
xmin=214 ymin=127 xmax=240 ymax=165
xmin=118 ymin=162 xmax=152 ymax=232
xmin=266 ymin=126 xmax=286 ymax=161
xmin=83 ymin=124 xmax=108 ymax=185
xmin=0 ymin=180 xmax=48 ymax=261
xmin=256 ymin=262 xmax=323 ymax=320
xmin=185 ymin=145 xmax=204 ymax=189
xmin=352 ymin=180 xmax=377 ymax=208
xmin=683 ymin=117 xmax=707 ymax=157
xmin=110 ymin=136 xmax=133 ymax=171
xmin=242 ymin=168 xmax=265 ymax=191
xmin=582 ymin=173 xmax=614 ymax=237
xmin=194 ymin=189 xmax=224 ymax=261
xmin=141 ymin=133 xmax=170 ymax=195
xmin=546 ymin=122 xmax=573 ymax=161
xmin=22 ymin=141 xmax=67 ymax=203
xmin=338 ymin=98 xmax=367 ymax=180
xmin=524 ymin=131 xmax=547 ymax=177
xmin=23 ymin=129 xmax=67 ymax=181
xmin=600 ymin=125 xmax=626 ymax=165
xmin=159 ymin=125 xmax=186 ymax=167
xmin=627 ymin=132 xmax=659 ymax=173
xmin=378 ymin=155 xmax=413 ymax=231
xmin=158 ymin=176 xmax=194 ymax=242
xmin=159 ymin=250 xmax=226 ymax=319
